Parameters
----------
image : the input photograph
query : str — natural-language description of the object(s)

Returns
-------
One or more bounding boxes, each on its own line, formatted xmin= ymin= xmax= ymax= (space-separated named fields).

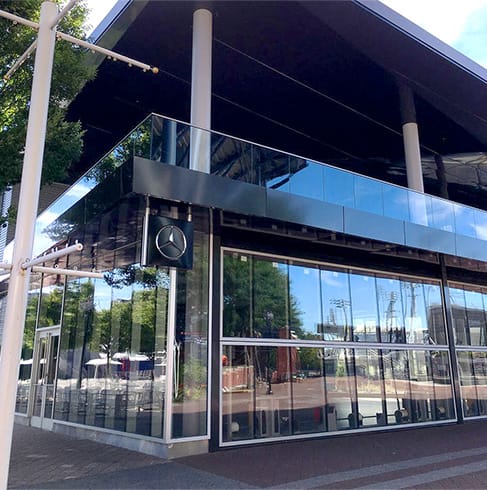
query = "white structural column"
xmin=189 ymin=8 xmax=213 ymax=173
xmin=399 ymin=84 xmax=424 ymax=193
xmin=0 ymin=2 xmax=57 ymax=488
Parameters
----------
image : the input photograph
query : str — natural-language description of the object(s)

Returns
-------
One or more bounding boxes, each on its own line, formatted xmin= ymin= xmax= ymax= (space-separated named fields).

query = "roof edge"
xmin=355 ymin=0 xmax=487 ymax=84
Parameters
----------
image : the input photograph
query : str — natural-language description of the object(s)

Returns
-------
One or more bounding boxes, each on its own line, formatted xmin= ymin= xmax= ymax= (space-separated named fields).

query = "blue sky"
xmin=382 ymin=0 xmax=487 ymax=68
xmin=87 ymin=0 xmax=487 ymax=69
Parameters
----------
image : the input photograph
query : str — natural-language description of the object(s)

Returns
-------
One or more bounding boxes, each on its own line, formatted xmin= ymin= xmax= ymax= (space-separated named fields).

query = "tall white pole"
xmin=399 ymin=84 xmax=424 ymax=193
xmin=190 ymin=8 xmax=213 ymax=173
xmin=0 ymin=2 xmax=57 ymax=488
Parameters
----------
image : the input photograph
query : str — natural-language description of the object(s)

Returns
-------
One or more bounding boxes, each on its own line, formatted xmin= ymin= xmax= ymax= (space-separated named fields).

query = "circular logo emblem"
xmin=155 ymin=225 xmax=187 ymax=260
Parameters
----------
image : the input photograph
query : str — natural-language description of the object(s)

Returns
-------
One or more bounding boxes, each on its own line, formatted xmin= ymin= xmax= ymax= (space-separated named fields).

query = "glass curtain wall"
xmin=54 ymin=267 xmax=170 ymax=438
xmin=448 ymin=283 xmax=487 ymax=418
xmin=171 ymin=211 xmax=210 ymax=439
xmin=16 ymin=280 xmax=41 ymax=413
xmin=49 ymin=203 xmax=210 ymax=442
xmin=221 ymin=250 xmax=455 ymax=444
xmin=15 ymin=272 xmax=64 ymax=414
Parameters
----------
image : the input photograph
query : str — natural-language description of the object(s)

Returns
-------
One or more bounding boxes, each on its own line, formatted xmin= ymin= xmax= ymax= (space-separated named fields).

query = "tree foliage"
xmin=0 ymin=0 xmax=96 ymax=194
xmin=223 ymin=255 xmax=303 ymax=337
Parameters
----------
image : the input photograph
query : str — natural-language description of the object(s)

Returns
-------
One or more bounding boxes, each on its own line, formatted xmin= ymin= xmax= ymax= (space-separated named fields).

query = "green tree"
xmin=0 ymin=0 xmax=96 ymax=194
xmin=223 ymin=255 xmax=303 ymax=337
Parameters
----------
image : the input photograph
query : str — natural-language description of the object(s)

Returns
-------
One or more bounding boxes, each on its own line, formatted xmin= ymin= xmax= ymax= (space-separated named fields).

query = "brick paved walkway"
xmin=8 ymin=421 xmax=487 ymax=488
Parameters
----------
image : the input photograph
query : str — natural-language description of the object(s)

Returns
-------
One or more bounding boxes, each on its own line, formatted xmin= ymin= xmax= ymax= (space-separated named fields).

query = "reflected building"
xmin=4 ymin=0 xmax=487 ymax=458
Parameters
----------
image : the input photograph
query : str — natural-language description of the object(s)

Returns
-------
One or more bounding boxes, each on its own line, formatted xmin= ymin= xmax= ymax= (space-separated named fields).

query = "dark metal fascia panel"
xmin=132 ymin=157 xmax=267 ymax=216
xmin=266 ymin=188 xmax=344 ymax=233
xmin=344 ymin=207 xmax=405 ymax=244
xmin=404 ymin=222 xmax=456 ymax=256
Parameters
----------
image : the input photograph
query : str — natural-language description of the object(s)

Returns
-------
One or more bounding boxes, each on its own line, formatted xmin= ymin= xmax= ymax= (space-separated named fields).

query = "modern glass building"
xmin=5 ymin=0 xmax=487 ymax=457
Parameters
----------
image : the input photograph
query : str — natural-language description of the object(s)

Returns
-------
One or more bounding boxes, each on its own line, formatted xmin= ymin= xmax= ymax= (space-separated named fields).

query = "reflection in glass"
xmin=354 ymin=175 xmax=383 ymax=215
xmin=403 ymin=280 xmax=446 ymax=345
xmin=349 ymin=273 xmax=379 ymax=342
xmin=325 ymin=348 xmax=358 ymax=430
xmin=323 ymin=166 xmax=354 ymax=208
xmin=222 ymin=345 xmax=292 ymax=442
xmin=211 ymin=134 xmax=254 ymax=183
xmin=289 ymin=160 xmax=324 ymax=200
xmin=457 ymin=351 xmax=486 ymax=417
xmin=321 ymin=269 xmax=352 ymax=342
xmin=172 ymin=227 xmax=209 ymax=439
xmin=474 ymin=208 xmax=487 ymax=241
xmin=223 ymin=253 xmax=292 ymax=338
xmin=16 ymin=286 xmax=40 ymax=414
xmin=288 ymin=264 xmax=321 ymax=340
xmin=453 ymin=204 xmax=476 ymax=238
xmin=54 ymin=268 xmax=170 ymax=438
xmin=408 ymin=191 xmax=430 ymax=226
xmin=222 ymin=345 xmax=455 ymax=442
xmin=355 ymin=349 xmax=388 ymax=427
xmin=292 ymin=348 xmax=326 ymax=434
xmin=431 ymin=198 xmax=454 ymax=232
xmin=376 ymin=276 xmax=405 ymax=344
xmin=449 ymin=285 xmax=487 ymax=346
xmin=383 ymin=185 xmax=410 ymax=221
xmin=258 ymin=151 xmax=290 ymax=191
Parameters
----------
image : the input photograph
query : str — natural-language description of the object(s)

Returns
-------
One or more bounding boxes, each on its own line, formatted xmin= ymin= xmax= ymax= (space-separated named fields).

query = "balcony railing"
xmin=12 ymin=113 xmax=487 ymax=260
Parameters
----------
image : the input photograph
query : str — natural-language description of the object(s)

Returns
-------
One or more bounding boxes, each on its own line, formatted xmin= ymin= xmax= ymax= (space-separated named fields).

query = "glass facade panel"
xmin=211 ymin=134 xmax=254 ymax=184
xmin=376 ymin=276 xmax=406 ymax=344
xmin=323 ymin=166 xmax=354 ymax=208
xmin=324 ymin=348 xmax=358 ymax=430
xmin=458 ymin=351 xmax=482 ymax=417
xmin=54 ymin=268 xmax=170 ymax=438
xmin=321 ymin=268 xmax=352 ymax=342
xmin=406 ymin=350 xmax=454 ymax=422
xmin=292 ymin=347 xmax=326 ymax=434
xmin=222 ymin=345 xmax=292 ymax=442
xmin=349 ymin=272 xmax=379 ymax=342
xmin=258 ymin=151 xmax=290 ymax=191
xmin=470 ymin=352 xmax=487 ymax=416
xmin=172 ymin=224 xmax=210 ymax=439
xmin=16 ymin=287 xmax=39 ymax=414
xmin=408 ymin=191 xmax=430 ymax=227
xmin=354 ymin=175 xmax=383 ymax=215
xmin=431 ymin=198 xmax=454 ymax=232
xmin=449 ymin=285 xmax=487 ymax=346
xmin=223 ymin=253 xmax=290 ymax=339
xmin=453 ymin=203 xmax=476 ymax=238
xmin=464 ymin=290 xmax=487 ymax=346
xmin=222 ymin=249 xmax=454 ymax=444
xmin=355 ymin=349 xmax=387 ymax=427
xmin=288 ymin=263 xmax=321 ymax=341
xmin=382 ymin=185 xmax=410 ymax=221
xmin=403 ymin=280 xmax=446 ymax=345
xmin=289 ymin=159 xmax=324 ymax=200
xmin=38 ymin=275 xmax=64 ymax=328
xmin=473 ymin=208 xmax=487 ymax=241
xmin=383 ymin=349 xmax=411 ymax=424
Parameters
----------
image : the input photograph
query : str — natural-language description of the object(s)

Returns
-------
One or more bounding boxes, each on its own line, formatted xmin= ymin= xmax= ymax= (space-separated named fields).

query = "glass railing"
xmin=5 ymin=113 xmax=486 ymax=261
xmin=145 ymin=113 xmax=483 ymax=240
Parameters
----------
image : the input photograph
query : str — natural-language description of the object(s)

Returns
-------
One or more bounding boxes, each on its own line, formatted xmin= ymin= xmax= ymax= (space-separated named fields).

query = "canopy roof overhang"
xmin=66 ymin=0 xmax=487 ymax=207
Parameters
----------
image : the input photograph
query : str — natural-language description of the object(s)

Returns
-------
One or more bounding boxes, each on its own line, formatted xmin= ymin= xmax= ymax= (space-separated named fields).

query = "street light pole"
xmin=0 ymin=2 xmax=57 ymax=488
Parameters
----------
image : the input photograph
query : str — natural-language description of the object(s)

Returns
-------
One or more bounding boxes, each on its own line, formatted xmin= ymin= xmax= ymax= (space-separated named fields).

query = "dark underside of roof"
xmin=67 ymin=0 xmax=487 ymax=210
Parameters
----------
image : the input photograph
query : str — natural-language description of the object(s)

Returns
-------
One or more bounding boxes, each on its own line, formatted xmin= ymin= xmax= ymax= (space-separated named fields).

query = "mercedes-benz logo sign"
xmin=155 ymin=225 xmax=187 ymax=260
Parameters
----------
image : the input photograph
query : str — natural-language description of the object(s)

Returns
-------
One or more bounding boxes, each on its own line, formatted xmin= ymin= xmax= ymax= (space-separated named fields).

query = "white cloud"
xmin=381 ymin=0 xmax=487 ymax=45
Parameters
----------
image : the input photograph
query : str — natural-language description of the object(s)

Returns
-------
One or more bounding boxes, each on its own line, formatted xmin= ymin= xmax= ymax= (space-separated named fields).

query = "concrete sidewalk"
xmin=8 ymin=422 xmax=487 ymax=489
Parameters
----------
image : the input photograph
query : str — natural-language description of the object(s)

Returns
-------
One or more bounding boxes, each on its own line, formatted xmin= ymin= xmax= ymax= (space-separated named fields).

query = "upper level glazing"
xmin=10 ymin=114 xmax=487 ymax=264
